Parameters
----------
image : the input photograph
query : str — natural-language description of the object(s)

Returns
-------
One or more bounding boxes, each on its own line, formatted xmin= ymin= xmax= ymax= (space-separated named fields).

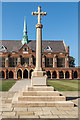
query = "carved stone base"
xmin=31 ymin=70 xmax=47 ymax=86
xmin=32 ymin=70 xmax=44 ymax=77
xmin=31 ymin=76 xmax=47 ymax=86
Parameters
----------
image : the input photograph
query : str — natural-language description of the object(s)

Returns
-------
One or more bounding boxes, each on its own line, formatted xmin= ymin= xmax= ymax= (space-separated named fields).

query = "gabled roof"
xmin=28 ymin=40 xmax=66 ymax=53
xmin=0 ymin=40 xmax=66 ymax=53
xmin=0 ymin=40 xmax=22 ymax=52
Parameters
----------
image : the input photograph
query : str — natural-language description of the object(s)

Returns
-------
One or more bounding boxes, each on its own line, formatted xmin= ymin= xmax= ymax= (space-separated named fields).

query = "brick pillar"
xmin=5 ymin=71 xmax=6 ymax=79
xmin=54 ymin=54 xmax=57 ymax=67
xmin=57 ymin=71 xmax=59 ymax=79
xmin=64 ymin=72 xmax=65 ymax=79
xmin=5 ymin=57 xmax=8 ymax=67
xmin=65 ymin=56 xmax=69 ymax=68
xmin=17 ymin=57 xmax=20 ymax=66
xmin=69 ymin=70 xmax=72 ymax=79
xmin=66 ymin=46 xmax=69 ymax=55
xmin=53 ymin=57 xmax=54 ymax=67
xmin=67 ymin=57 xmax=69 ymax=67
xmin=22 ymin=71 xmax=23 ymax=79
xmin=65 ymin=57 xmax=67 ymax=67
xmin=51 ymin=72 xmax=52 ymax=79
xmin=78 ymin=69 xmax=80 ymax=79
xmin=42 ymin=55 xmax=45 ymax=68
xmin=14 ymin=71 xmax=17 ymax=79
xmin=29 ymin=55 xmax=32 ymax=66
xmin=65 ymin=46 xmax=69 ymax=67
xmin=31 ymin=57 xmax=33 ymax=64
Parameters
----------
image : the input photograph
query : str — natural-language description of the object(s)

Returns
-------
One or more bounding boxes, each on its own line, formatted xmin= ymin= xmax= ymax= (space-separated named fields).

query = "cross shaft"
xmin=32 ymin=6 xmax=47 ymax=24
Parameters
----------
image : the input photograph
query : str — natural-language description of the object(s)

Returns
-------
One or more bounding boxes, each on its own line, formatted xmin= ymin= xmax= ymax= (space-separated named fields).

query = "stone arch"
xmin=29 ymin=69 xmax=34 ymax=79
xmin=17 ymin=69 xmax=22 ymax=79
xmin=17 ymin=68 xmax=23 ymax=72
xmin=47 ymin=71 xmax=51 ymax=78
xmin=59 ymin=71 xmax=64 ymax=79
xmin=74 ymin=71 xmax=78 ymax=78
xmin=52 ymin=71 xmax=57 ymax=78
xmin=23 ymin=69 xmax=28 ymax=79
xmin=0 ymin=71 xmax=5 ymax=78
xmin=65 ymin=71 xmax=69 ymax=78
xmin=9 ymin=71 xmax=13 ymax=78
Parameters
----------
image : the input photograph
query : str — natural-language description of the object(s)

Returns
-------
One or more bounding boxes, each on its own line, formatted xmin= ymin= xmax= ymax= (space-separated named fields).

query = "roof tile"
xmin=0 ymin=40 xmax=66 ymax=53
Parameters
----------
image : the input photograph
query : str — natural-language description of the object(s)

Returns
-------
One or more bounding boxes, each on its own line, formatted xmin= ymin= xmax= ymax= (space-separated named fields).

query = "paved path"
xmin=1 ymin=80 xmax=79 ymax=119
xmin=0 ymin=91 xmax=79 ymax=119
xmin=9 ymin=79 xmax=31 ymax=92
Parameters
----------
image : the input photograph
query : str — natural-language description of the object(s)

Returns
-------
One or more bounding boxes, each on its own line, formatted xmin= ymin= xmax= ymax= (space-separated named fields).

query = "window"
xmin=0 ymin=57 xmax=5 ymax=67
xmin=8 ymin=57 xmax=17 ymax=67
xmin=23 ymin=47 xmax=28 ymax=54
xmin=0 ymin=45 xmax=7 ymax=52
xmin=45 ymin=46 xmax=52 ymax=51
xmin=24 ymin=47 xmax=27 ymax=51
xmin=23 ymin=47 xmax=28 ymax=53
xmin=21 ymin=57 xmax=29 ymax=66
xmin=57 ymin=58 xmax=65 ymax=67
xmin=0 ymin=45 xmax=4 ymax=50
xmin=45 ymin=58 xmax=53 ymax=67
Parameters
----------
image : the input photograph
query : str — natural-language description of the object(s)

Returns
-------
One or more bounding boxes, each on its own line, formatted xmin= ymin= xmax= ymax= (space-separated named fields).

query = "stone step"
xmin=23 ymin=91 xmax=60 ymax=96
xmin=12 ymin=101 xmax=74 ymax=107
xmin=18 ymin=96 xmax=65 ymax=101
xmin=27 ymin=86 xmax=54 ymax=91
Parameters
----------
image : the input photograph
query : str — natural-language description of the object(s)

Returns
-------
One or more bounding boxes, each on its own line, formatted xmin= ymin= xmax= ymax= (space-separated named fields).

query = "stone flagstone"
xmin=12 ymin=86 xmax=74 ymax=107
xmin=1 ymin=91 xmax=78 ymax=119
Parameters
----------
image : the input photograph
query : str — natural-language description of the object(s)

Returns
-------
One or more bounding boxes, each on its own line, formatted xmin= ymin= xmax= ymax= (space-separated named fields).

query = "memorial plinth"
xmin=31 ymin=6 xmax=47 ymax=86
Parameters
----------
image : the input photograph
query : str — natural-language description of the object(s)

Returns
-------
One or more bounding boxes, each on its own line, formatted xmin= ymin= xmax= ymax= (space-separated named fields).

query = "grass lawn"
xmin=47 ymin=79 xmax=80 ymax=91
xmin=0 ymin=79 xmax=80 ymax=91
xmin=0 ymin=80 xmax=17 ymax=91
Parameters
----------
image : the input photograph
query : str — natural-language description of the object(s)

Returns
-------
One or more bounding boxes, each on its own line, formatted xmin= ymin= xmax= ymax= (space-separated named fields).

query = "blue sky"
xmin=2 ymin=2 xmax=78 ymax=66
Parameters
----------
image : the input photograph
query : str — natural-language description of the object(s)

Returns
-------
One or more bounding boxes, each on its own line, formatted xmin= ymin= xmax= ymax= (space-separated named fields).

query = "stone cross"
xmin=32 ymin=6 xmax=47 ymax=72
xmin=31 ymin=6 xmax=47 ymax=86
xmin=32 ymin=6 xmax=47 ymax=24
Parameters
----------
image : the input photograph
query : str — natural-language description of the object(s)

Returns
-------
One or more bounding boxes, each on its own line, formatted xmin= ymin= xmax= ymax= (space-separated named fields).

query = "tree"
xmin=69 ymin=56 xmax=75 ymax=67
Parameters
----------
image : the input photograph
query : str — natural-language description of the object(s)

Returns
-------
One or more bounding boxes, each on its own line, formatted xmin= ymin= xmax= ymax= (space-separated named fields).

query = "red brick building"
xmin=0 ymin=18 xmax=80 ymax=80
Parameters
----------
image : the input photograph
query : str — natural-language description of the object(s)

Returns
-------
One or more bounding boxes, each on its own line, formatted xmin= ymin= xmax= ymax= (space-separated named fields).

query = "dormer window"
xmin=0 ymin=45 xmax=7 ymax=52
xmin=45 ymin=46 xmax=52 ymax=51
xmin=0 ymin=45 xmax=6 ymax=49
xmin=24 ymin=47 xmax=27 ymax=51
xmin=23 ymin=47 xmax=28 ymax=54
xmin=2 ymin=46 xmax=4 ymax=49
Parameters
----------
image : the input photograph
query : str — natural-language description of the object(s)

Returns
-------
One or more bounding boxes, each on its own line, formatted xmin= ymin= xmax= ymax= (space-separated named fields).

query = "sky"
xmin=2 ymin=2 xmax=78 ymax=66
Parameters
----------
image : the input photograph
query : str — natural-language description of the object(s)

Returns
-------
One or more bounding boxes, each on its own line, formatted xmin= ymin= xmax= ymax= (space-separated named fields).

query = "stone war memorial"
xmin=31 ymin=6 xmax=47 ymax=86
xmin=12 ymin=6 xmax=74 ymax=109
xmin=1 ymin=5 xmax=79 ymax=119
